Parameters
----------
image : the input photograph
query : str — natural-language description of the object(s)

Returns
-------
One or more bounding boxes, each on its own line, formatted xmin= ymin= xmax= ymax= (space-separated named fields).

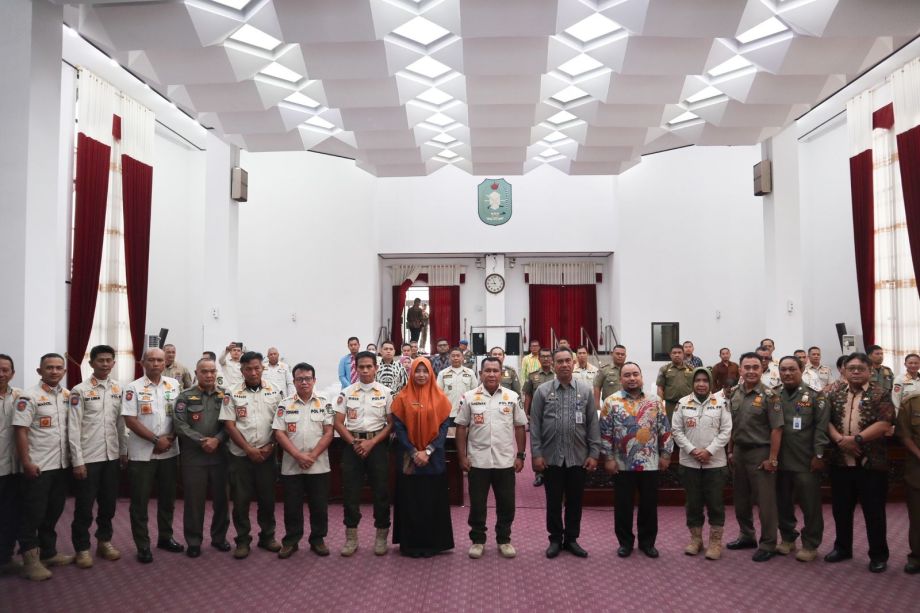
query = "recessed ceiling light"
xmin=405 ymin=56 xmax=452 ymax=79
xmin=543 ymin=131 xmax=567 ymax=143
xmin=557 ymin=54 xmax=604 ymax=78
xmin=736 ymin=16 xmax=789 ymax=44
xmin=685 ymin=86 xmax=725 ymax=104
xmin=304 ymin=115 xmax=335 ymax=130
xmin=210 ymin=0 xmax=250 ymax=9
xmin=284 ymin=92 xmax=321 ymax=108
xmin=540 ymin=148 xmax=561 ymax=158
xmin=438 ymin=149 xmax=458 ymax=159
xmin=668 ymin=111 xmax=700 ymax=125
xmin=546 ymin=110 xmax=578 ymax=125
xmin=228 ymin=24 xmax=282 ymax=51
xmin=708 ymin=56 xmax=753 ymax=77
xmin=551 ymin=85 xmax=590 ymax=104
xmin=564 ymin=13 xmax=622 ymax=44
xmin=431 ymin=133 xmax=457 ymax=144
xmin=416 ymin=88 xmax=453 ymax=105
xmin=392 ymin=17 xmax=451 ymax=47
xmin=425 ymin=113 xmax=455 ymax=127
xmin=259 ymin=62 xmax=302 ymax=82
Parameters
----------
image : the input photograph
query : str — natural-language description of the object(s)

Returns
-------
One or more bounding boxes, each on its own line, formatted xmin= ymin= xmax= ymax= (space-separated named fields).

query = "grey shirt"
xmin=530 ymin=378 xmax=601 ymax=467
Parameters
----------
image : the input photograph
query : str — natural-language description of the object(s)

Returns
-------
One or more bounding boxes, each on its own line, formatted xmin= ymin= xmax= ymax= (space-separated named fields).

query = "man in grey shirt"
xmin=530 ymin=348 xmax=601 ymax=559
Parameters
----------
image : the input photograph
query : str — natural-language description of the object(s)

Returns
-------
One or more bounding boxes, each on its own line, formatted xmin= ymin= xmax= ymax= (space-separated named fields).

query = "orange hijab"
xmin=391 ymin=358 xmax=452 ymax=451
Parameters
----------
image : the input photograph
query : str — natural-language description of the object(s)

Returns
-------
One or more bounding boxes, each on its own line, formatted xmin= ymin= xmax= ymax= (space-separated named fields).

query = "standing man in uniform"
xmin=656 ymin=345 xmax=694 ymax=418
xmin=122 ymin=348 xmax=184 ymax=563
xmin=263 ymin=347 xmax=294 ymax=398
xmin=683 ymin=341 xmax=703 ymax=368
xmin=14 ymin=353 xmax=73 ymax=581
xmin=775 ymin=356 xmax=829 ymax=562
xmin=406 ymin=298 xmax=424 ymax=343
xmin=69 ymin=345 xmax=127 ymax=569
xmin=220 ymin=351 xmax=283 ymax=559
xmin=334 ymin=351 xmax=394 ymax=557
xmin=375 ymin=341 xmax=408 ymax=394
xmin=594 ymin=344 xmax=627 ymax=405
xmin=489 ymin=347 xmax=521 ymax=395
xmin=897 ymin=393 xmax=920 ymax=573
xmin=893 ymin=353 xmax=920 ymax=413
xmin=274 ymin=363 xmax=334 ymax=558
xmin=430 ymin=339 xmax=452 ymax=376
xmin=523 ymin=349 xmax=556 ymax=487
xmin=0 ymin=354 xmax=23 ymax=576
xmin=172 ymin=357 xmax=231 ymax=558
xmin=758 ymin=345 xmax=781 ymax=388
xmin=455 ymin=356 xmax=526 ymax=559
xmin=338 ymin=337 xmax=361 ymax=389
xmin=219 ymin=342 xmax=244 ymax=390
xmin=867 ymin=345 xmax=894 ymax=394
xmin=726 ymin=352 xmax=783 ymax=562
xmin=521 ymin=340 xmax=541 ymax=382
xmin=531 ymin=348 xmax=601 ymax=559
xmin=163 ymin=344 xmax=193 ymax=390
xmin=573 ymin=346 xmax=598 ymax=385
xmin=459 ymin=340 xmax=475 ymax=370
xmin=436 ymin=347 xmax=477 ymax=423
xmin=711 ymin=348 xmax=739 ymax=393
xmin=803 ymin=346 xmax=833 ymax=392
xmin=419 ymin=304 xmax=430 ymax=350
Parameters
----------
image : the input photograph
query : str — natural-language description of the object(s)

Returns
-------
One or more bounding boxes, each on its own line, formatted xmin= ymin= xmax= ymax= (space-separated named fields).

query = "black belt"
xmin=349 ymin=429 xmax=383 ymax=440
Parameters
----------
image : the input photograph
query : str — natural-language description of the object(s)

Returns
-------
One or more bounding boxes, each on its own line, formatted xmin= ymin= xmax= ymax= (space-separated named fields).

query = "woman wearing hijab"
xmin=391 ymin=358 xmax=454 ymax=557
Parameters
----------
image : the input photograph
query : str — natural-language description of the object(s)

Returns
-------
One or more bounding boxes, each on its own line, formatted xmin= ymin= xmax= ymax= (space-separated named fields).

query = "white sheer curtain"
xmin=526 ymin=262 xmax=598 ymax=284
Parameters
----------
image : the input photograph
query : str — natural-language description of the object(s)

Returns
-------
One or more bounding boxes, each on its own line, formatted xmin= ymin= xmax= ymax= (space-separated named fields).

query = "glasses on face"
xmin=294 ymin=376 xmax=314 ymax=383
xmin=846 ymin=366 xmax=868 ymax=373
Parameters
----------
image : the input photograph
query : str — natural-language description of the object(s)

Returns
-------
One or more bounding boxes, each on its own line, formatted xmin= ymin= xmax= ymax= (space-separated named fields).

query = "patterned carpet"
xmin=4 ymin=464 xmax=918 ymax=613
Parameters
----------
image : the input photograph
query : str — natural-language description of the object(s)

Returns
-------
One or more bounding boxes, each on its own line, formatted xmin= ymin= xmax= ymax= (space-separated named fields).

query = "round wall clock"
xmin=485 ymin=273 xmax=506 ymax=294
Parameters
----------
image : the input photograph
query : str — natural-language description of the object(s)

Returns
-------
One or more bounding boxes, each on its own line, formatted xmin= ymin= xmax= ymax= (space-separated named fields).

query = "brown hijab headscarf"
xmin=391 ymin=358 xmax=452 ymax=451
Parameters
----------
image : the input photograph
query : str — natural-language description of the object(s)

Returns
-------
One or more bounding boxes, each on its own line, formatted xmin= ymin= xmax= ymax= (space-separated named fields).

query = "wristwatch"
xmin=425 ymin=448 xmax=433 ymax=456
xmin=854 ymin=434 xmax=864 ymax=445
xmin=769 ymin=458 xmax=778 ymax=467
xmin=151 ymin=434 xmax=160 ymax=445
xmin=816 ymin=454 xmax=823 ymax=459
xmin=516 ymin=452 xmax=526 ymax=460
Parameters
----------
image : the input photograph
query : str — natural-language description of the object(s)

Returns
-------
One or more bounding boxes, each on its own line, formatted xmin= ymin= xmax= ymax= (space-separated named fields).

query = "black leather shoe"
xmin=186 ymin=546 xmax=201 ymax=558
xmin=617 ymin=546 xmax=633 ymax=558
xmin=640 ymin=546 xmax=659 ymax=559
xmin=545 ymin=542 xmax=561 ymax=559
xmin=905 ymin=560 xmax=920 ymax=574
xmin=533 ymin=474 xmax=544 ymax=487
xmin=211 ymin=541 xmax=232 ymax=552
xmin=726 ymin=537 xmax=758 ymax=550
xmin=136 ymin=548 xmax=153 ymax=564
xmin=869 ymin=560 xmax=888 ymax=573
xmin=563 ymin=540 xmax=588 ymax=558
xmin=752 ymin=549 xmax=776 ymax=562
xmin=157 ymin=538 xmax=185 ymax=553
xmin=824 ymin=549 xmax=853 ymax=563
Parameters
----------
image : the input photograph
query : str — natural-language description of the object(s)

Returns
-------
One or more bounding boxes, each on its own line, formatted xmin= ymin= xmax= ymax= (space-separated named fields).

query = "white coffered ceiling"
xmin=66 ymin=0 xmax=920 ymax=176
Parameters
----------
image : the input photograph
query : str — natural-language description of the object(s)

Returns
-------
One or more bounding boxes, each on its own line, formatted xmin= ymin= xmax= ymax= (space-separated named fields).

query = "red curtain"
xmin=67 ymin=134 xmax=112 ymax=388
xmin=529 ymin=285 xmax=563 ymax=349
xmin=429 ymin=285 xmax=460 ymax=348
xmin=898 ymin=126 xmax=920 ymax=300
xmin=391 ymin=278 xmax=413 ymax=347
xmin=122 ymin=154 xmax=154 ymax=378
xmin=850 ymin=150 xmax=875 ymax=346
xmin=529 ymin=284 xmax=598 ymax=350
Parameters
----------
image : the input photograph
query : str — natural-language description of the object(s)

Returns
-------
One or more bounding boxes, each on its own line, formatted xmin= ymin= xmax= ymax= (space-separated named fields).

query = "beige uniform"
xmin=218 ymin=351 xmax=243 ymax=390
xmin=803 ymin=364 xmax=833 ymax=392
xmin=69 ymin=377 xmax=127 ymax=466
xmin=220 ymin=380 xmax=283 ymax=456
xmin=893 ymin=373 xmax=920 ymax=413
xmin=335 ymin=382 xmax=393 ymax=433
xmin=437 ymin=366 xmax=478 ymax=418
xmin=13 ymin=383 xmax=71 ymax=471
xmin=0 ymin=387 xmax=22 ymax=476
xmin=263 ymin=361 xmax=295 ymax=398
xmin=121 ymin=376 xmax=181 ymax=461
xmin=455 ymin=385 xmax=527 ymax=469
xmin=573 ymin=363 xmax=598 ymax=385
xmin=164 ymin=362 xmax=193 ymax=390
xmin=761 ymin=362 xmax=780 ymax=388
xmin=272 ymin=394 xmax=333 ymax=476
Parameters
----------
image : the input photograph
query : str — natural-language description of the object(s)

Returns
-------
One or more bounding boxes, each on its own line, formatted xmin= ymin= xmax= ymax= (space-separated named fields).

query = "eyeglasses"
xmin=294 ymin=376 xmax=314 ymax=383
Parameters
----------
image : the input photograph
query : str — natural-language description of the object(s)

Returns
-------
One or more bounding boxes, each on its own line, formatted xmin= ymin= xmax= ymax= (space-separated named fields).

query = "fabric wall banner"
xmin=429 ymin=286 xmax=460 ymax=349
xmin=122 ymin=155 xmax=154 ymax=379
xmin=847 ymin=91 xmax=876 ymax=346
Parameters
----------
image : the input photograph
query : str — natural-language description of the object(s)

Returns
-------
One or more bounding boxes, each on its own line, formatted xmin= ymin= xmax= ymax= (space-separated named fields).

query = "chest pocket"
xmin=309 ymin=408 xmax=326 ymax=422
xmin=234 ymin=400 xmax=249 ymax=420
xmin=35 ymin=403 xmax=55 ymax=427
xmin=187 ymin=403 xmax=204 ymax=423
xmin=471 ymin=406 xmax=488 ymax=426
xmin=284 ymin=411 xmax=300 ymax=434
xmin=345 ymin=398 xmax=362 ymax=421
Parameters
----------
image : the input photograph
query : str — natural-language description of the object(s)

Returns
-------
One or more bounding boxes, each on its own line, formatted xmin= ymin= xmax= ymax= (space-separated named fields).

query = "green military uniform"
xmin=523 ymin=369 xmax=555 ymax=398
xmin=173 ymin=386 xmax=230 ymax=549
xmin=729 ymin=383 xmax=784 ymax=552
xmin=500 ymin=366 xmax=521 ymax=396
xmin=593 ymin=364 xmax=622 ymax=402
xmin=656 ymin=363 xmax=694 ymax=417
xmin=462 ymin=349 xmax=475 ymax=371
xmin=897 ymin=395 xmax=920 ymax=568
xmin=776 ymin=385 xmax=829 ymax=552
xmin=871 ymin=365 xmax=894 ymax=394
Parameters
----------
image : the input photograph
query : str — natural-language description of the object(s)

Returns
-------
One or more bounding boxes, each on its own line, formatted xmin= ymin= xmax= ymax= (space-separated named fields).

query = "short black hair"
xmin=539 ymin=348 xmax=553 ymax=357
xmin=613 ymin=344 xmax=626 ymax=351
xmin=347 ymin=336 xmax=360 ymax=344
xmin=719 ymin=347 xmax=730 ymax=353
xmin=489 ymin=346 xmax=504 ymax=354
xmin=355 ymin=351 xmax=377 ymax=367
xmin=401 ymin=343 xmax=411 ymax=349
xmin=40 ymin=353 xmax=65 ymax=366
xmin=808 ymin=346 xmax=820 ymax=353
xmin=761 ymin=338 xmax=775 ymax=345
xmin=622 ymin=361 xmax=642 ymax=374
xmin=0 ymin=354 xmax=14 ymax=372
xmin=436 ymin=338 xmax=449 ymax=345
xmin=575 ymin=345 xmax=588 ymax=352
xmin=836 ymin=355 xmax=848 ymax=369
xmin=756 ymin=345 xmax=770 ymax=353
xmin=90 ymin=345 xmax=116 ymax=362
xmin=866 ymin=344 xmax=882 ymax=354
xmin=202 ymin=351 xmax=217 ymax=361
xmin=530 ymin=339 xmax=541 ymax=346
xmin=670 ymin=344 xmax=684 ymax=352
xmin=553 ymin=347 xmax=573 ymax=359
xmin=739 ymin=352 xmax=761 ymax=365
xmin=292 ymin=362 xmax=315 ymax=378
xmin=906 ymin=353 xmax=920 ymax=362
xmin=480 ymin=356 xmax=502 ymax=371
xmin=794 ymin=349 xmax=806 ymax=355
xmin=381 ymin=341 xmax=395 ymax=350
xmin=195 ymin=357 xmax=216 ymax=369
xmin=240 ymin=351 xmax=263 ymax=365
xmin=778 ymin=355 xmax=802 ymax=370
xmin=845 ymin=352 xmax=872 ymax=367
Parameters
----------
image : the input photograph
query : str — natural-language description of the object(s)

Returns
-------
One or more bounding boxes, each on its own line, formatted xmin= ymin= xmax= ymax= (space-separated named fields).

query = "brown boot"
xmin=340 ymin=528 xmax=358 ymax=557
xmin=40 ymin=553 xmax=75 ymax=567
xmin=684 ymin=526 xmax=704 ymax=556
xmin=374 ymin=528 xmax=389 ymax=556
xmin=705 ymin=526 xmax=724 ymax=560
xmin=22 ymin=549 xmax=52 ymax=581
xmin=96 ymin=541 xmax=121 ymax=561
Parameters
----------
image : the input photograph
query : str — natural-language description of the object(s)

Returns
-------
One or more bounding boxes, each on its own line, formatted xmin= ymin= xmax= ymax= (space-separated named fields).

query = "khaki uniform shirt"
xmin=573 ymin=363 xmax=598 ymax=385
xmin=761 ymin=362 xmax=781 ymax=388
xmin=455 ymin=385 xmax=526 ymax=469
xmin=671 ymin=393 xmax=732 ymax=469
xmin=803 ymin=364 xmax=833 ymax=392
xmin=594 ymin=364 xmax=622 ymax=401
xmin=523 ymin=369 xmax=556 ymax=398
xmin=0 ymin=387 xmax=23 ymax=476
xmin=462 ymin=349 xmax=475 ymax=370
xmin=893 ymin=373 xmax=920 ymax=413
xmin=173 ymin=386 xmax=228 ymax=466
xmin=729 ymin=383 xmax=783 ymax=447
xmin=777 ymin=385 xmax=829 ymax=472
xmin=656 ymin=363 xmax=694 ymax=403
xmin=69 ymin=377 xmax=127 ymax=466
xmin=272 ymin=394 xmax=334 ymax=476
xmin=164 ymin=362 xmax=193 ymax=390
xmin=870 ymin=365 xmax=894 ymax=394
xmin=500 ymin=366 xmax=521 ymax=396
xmin=122 ymin=376 xmax=181 ymax=461
xmin=437 ymin=366 xmax=478 ymax=418
xmin=335 ymin=381 xmax=393 ymax=433
xmin=13 ymin=383 xmax=71 ymax=471
xmin=218 ymin=352 xmax=243 ymax=390
xmin=220 ymin=380 xmax=283 ymax=457
xmin=263 ymin=361 xmax=294 ymax=398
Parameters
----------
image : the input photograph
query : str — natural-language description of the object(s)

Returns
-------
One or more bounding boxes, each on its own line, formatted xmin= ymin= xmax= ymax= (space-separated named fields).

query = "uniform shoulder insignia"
xmin=17 ymin=398 xmax=28 ymax=411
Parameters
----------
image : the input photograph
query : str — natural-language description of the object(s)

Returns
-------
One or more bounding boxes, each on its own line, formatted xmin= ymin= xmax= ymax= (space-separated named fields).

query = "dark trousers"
xmin=181 ymin=460 xmax=229 ymax=547
xmin=830 ymin=465 xmax=889 ymax=561
xmin=409 ymin=327 xmax=421 ymax=342
xmin=71 ymin=459 xmax=121 ymax=551
xmin=733 ymin=445 xmax=778 ymax=551
xmin=679 ymin=465 xmax=728 ymax=528
xmin=0 ymin=474 xmax=23 ymax=563
xmin=18 ymin=468 xmax=70 ymax=557
xmin=228 ymin=454 xmax=276 ymax=546
xmin=467 ymin=467 xmax=515 ymax=544
xmin=281 ymin=473 xmax=330 ymax=547
xmin=543 ymin=463 xmax=586 ymax=544
xmin=907 ymin=486 xmax=920 ymax=564
xmin=777 ymin=469 xmax=824 ymax=550
xmin=128 ymin=457 xmax=178 ymax=550
xmin=341 ymin=442 xmax=390 ymax=529
xmin=614 ymin=470 xmax=659 ymax=549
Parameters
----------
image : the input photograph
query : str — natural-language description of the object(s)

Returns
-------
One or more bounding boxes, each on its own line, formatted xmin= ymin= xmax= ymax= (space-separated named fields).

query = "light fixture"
xmin=564 ymin=13 xmax=622 ymax=44
xmin=284 ymin=92 xmax=321 ymax=108
xmin=546 ymin=110 xmax=578 ymax=125
xmin=425 ymin=113 xmax=455 ymax=127
xmin=736 ymin=16 xmax=789 ymax=44
xmin=685 ymin=86 xmax=725 ymax=104
xmin=259 ymin=62 xmax=302 ymax=82
xmin=210 ymin=0 xmax=250 ymax=9
xmin=438 ymin=149 xmax=458 ymax=159
xmin=708 ymin=56 xmax=753 ymax=77
xmin=405 ymin=56 xmax=452 ymax=79
xmin=540 ymin=148 xmax=561 ymax=158
xmin=543 ymin=131 xmax=567 ymax=143
xmin=557 ymin=54 xmax=604 ymax=78
xmin=228 ymin=24 xmax=282 ymax=51
xmin=416 ymin=88 xmax=453 ymax=105
xmin=668 ymin=111 xmax=700 ymax=125
xmin=551 ymin=85 xmax=590 ymax=104
xmin=431 ymin=133 xmax=457 ymax=144
xmin=392 ymin=17 xmax=450 ymax=46
xmin=304 ymin=115 xmax=335 ymax=130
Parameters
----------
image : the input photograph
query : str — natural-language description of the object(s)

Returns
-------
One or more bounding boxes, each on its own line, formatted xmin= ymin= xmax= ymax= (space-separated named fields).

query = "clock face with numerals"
xmin=485 ymin=273 xmax=505 ymax=294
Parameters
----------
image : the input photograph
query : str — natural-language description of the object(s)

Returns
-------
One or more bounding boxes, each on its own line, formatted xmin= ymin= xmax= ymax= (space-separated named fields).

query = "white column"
xmin=483 ymin=254 xmax=512 ymax=364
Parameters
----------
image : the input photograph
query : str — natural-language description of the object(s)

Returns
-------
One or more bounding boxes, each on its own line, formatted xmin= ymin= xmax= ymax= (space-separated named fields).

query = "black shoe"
xmin=752 ymin=549 xmax=776 ymax=562
xmin=617 ymin=546 xmax=633 ymax=558
xmin=545 ymin=542 xmax=562 ymax=559
xmin=824 ymin=549 xmax=853 ymax=563
xmin=211 ymin=541 xmax=232 ymax=552
xmin=136 ymin=548 xmax=153 ymax=564
xmin=563 ymin=541 xmax=588 ymax=558
xmin=726 ymin=537 xmax=758 ymax=550
xmin=869 ymin=560 xmax=888 ymax=573
xmin=640 ymin=546 xmax=659 ymax=559
xmin=904 ymin=560 xmax=920 ymax=574
xmin=533 ymin=474 xmax=544 ymax=487
xmin=186 ymin=546 xmax=201 ymax=558
xmin=157 ymin=538 xmax=185 ymax=553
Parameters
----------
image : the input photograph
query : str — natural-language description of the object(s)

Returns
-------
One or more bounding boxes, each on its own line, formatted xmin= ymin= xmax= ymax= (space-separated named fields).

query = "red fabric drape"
xmin=529 ymin=285 xmax=563 ymax=349
xmin=873 ymin=104 xmax=894 ymax=130
xmin=529 ymin=284 xmax=598 ymax=350
xmin=122 ymin=154 xmax=154 ymax=378
xmin=429 ymin=286 xmax=460 ymax=348
xmin=391 ymin=278 xmax=413 ymax=348
xmin=850 ymin=150 xmax=875 ymax=346
xmin=67 ymin=134 xmax=112 ymax=388
xmin=898 ymin=126 xmax=920 ymax=300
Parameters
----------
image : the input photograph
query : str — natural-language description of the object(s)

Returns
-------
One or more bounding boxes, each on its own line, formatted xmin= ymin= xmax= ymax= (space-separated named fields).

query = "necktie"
xmin=350 ymin=355 xmax=358 ymax=384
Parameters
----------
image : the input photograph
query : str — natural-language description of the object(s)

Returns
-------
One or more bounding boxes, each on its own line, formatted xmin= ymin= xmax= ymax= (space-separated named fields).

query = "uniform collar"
xmin=40 ymin=382 xmax=63 ymax=394
xmin=90 ymin=376 xmax=109 ymax=388
xmin=848 ymin=381 xmax=870 ymax=394
xmin=478 ymin=384 xmax=501 ymax=397
xmin=617 ymin=389 xmax=645 ymax=400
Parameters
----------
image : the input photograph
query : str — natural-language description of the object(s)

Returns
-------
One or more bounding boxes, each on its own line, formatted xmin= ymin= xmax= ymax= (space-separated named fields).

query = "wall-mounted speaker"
xmin=231 ymin=166 xmax=248 ymax=202
xmin=505 ymin=332 xmax=521 ymax=356
xmin=472 ymin=333 xmax=486 ymax=356
xmin=754 ymin=160 xmax=772 ymax=196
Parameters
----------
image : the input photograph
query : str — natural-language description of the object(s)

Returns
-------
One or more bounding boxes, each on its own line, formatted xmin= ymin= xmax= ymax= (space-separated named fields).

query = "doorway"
xmin=404 ymin=284 xmax=430 ymax=355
